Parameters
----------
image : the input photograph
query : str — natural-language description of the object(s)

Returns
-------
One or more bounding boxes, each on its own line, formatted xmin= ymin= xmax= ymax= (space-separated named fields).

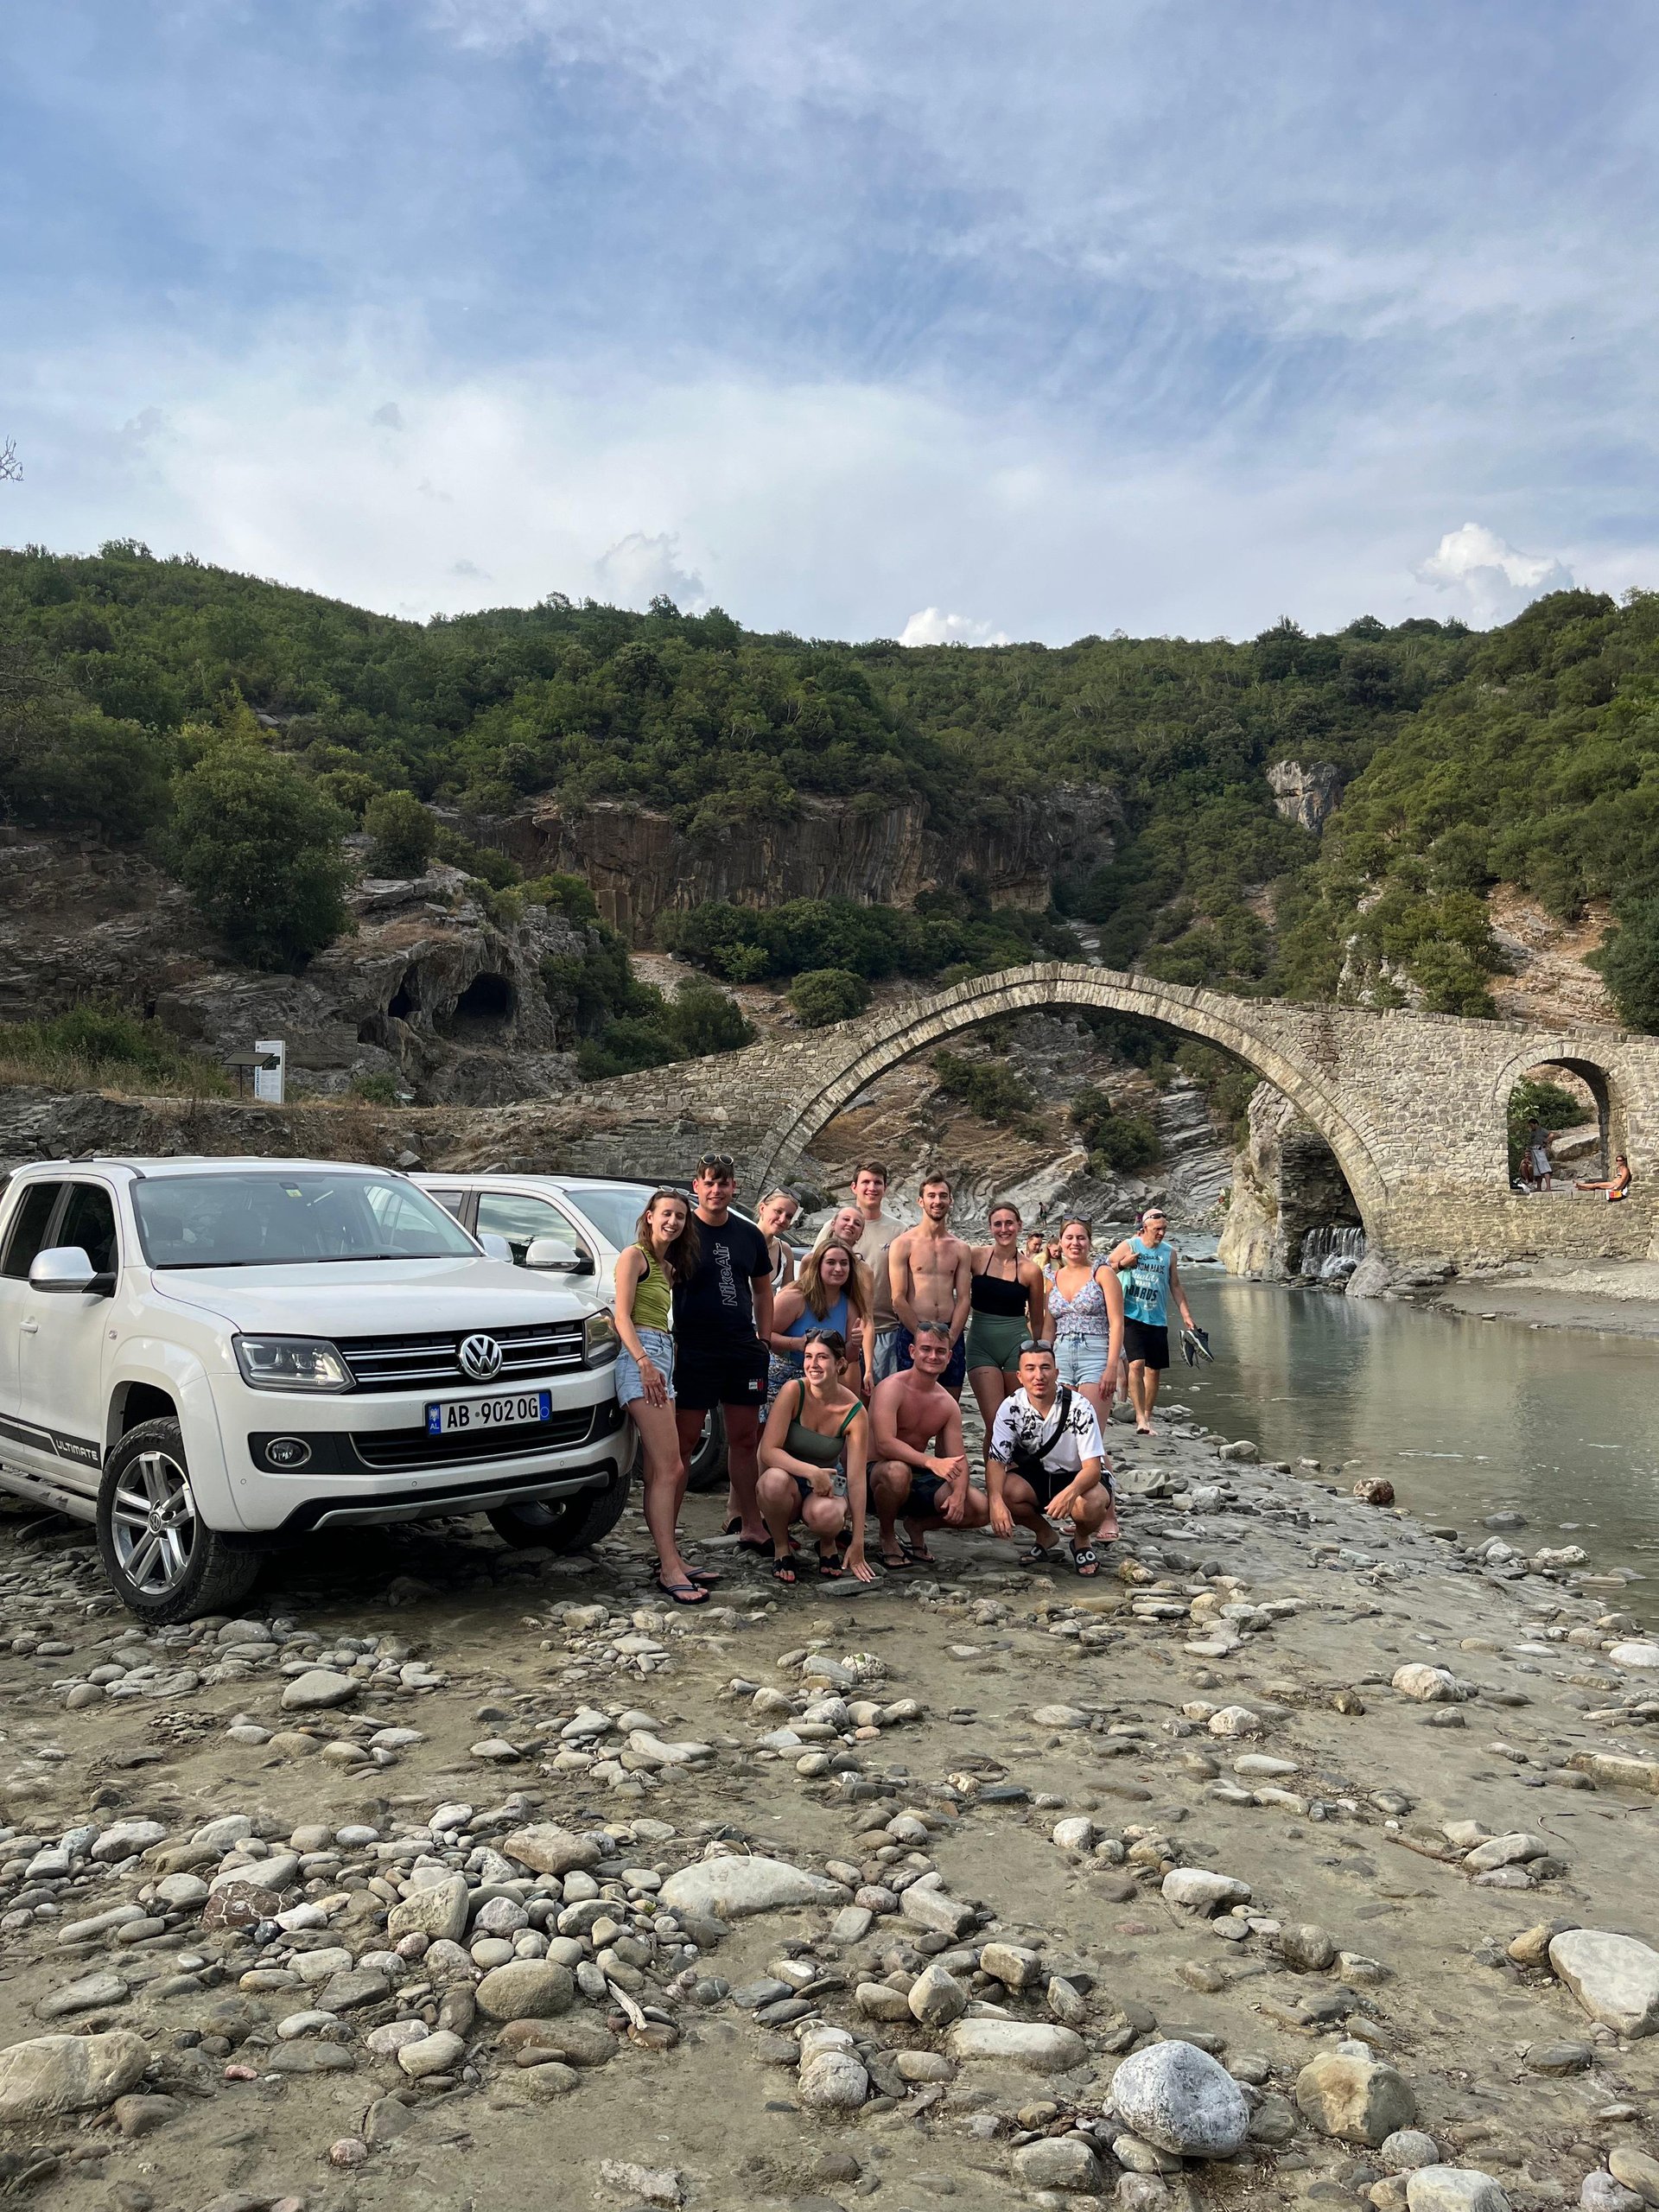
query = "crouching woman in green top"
xmin=757 ymin=1331 xmax=874 ymax=1587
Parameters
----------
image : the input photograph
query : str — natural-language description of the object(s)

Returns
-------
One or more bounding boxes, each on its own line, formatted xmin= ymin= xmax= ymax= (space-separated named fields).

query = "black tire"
xmin=487 ymin=1459 xmax=632 ymax=1552
xmin=97 ymin=1418 xmax=261 ymax=1624
xmin=683 ymin=1406 xmax=729 ymax=1493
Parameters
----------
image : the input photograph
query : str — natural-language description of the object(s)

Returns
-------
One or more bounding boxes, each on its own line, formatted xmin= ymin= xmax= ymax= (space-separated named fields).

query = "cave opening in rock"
xmin=438 ymin=971 xmax=516 ymax=1040
xmin=386 ymin=973 xmax=418 ymax=1020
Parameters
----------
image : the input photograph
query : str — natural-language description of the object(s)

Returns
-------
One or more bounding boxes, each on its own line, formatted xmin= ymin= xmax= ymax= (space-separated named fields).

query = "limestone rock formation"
xmin=1268 ymin=760 xmax=1344 ymax=832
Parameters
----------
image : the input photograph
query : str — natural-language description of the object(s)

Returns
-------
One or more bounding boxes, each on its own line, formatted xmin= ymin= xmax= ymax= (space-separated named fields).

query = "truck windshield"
xmin=132 ymin=1173 xmax=480 ymax=1268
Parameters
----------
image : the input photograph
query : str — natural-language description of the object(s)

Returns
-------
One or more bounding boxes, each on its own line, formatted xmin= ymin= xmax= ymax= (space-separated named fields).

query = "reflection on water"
xmin=1177 ymin=1272 xmax=1659 ymax=1565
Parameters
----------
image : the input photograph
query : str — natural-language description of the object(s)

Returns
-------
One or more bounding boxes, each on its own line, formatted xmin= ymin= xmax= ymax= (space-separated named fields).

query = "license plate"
xmin=425 ymin=1389 xmax=552 ymax=1437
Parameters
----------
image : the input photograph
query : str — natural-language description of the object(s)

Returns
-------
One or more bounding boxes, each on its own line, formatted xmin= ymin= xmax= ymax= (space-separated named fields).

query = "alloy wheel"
xmin=110 ymin=1450 xmax=197 ymax=1596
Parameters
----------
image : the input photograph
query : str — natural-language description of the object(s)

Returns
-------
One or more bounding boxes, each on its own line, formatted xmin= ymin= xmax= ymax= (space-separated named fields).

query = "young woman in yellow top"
xmin=613 ymin=1191 xmax=709 ymax=1605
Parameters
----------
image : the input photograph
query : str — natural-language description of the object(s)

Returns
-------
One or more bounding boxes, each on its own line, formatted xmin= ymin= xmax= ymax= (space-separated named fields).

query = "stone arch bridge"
xmin=568 ymin=963 xmax=1659 ymax=1271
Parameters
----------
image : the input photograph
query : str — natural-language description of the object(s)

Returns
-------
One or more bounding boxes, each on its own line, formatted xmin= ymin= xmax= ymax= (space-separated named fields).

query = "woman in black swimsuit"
xmin=964 ymin=1202 xmax=1048 ymax=1435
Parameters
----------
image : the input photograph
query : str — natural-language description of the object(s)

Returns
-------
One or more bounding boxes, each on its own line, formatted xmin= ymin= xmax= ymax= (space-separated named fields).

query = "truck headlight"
xmin=234 ymin=1336 xmax=353 ymax=1392
xmin=583 ymin=1310 xmax=619 ymax=1366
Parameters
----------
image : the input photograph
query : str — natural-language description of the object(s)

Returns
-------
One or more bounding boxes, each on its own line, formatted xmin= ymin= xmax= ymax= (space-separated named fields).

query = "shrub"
xmin=349 ymin=1071 xmax=401 ymax=1104
xmin=1594 ymin=899 xmax=1659 ymax=1033
xmin=364 ymin=789 xmax=437 ymax=877
xmin=576 ymin=1017 xmax=683 ymax=1080
xmin=933 ymin=1049 xmax=1039 ymax=1130
xmin=172 ymin=745 xmax=352 ymax=970
xmin=661 ymin=979 xmax=755 ymax=1057
xmin=524 ymin=872 xmax=600 ymax=923
xmin=790 ymin=968 xmax=872 ymax=1027
xmin=1069 ymin=1087 xmax=1161 ymax=1173
xmin=434 ymin=826 xmax=520 ymax=888
xmin=0 ymin=1005 xmax=228 ymax=1095
xmin=1 ymin=691 xmax=174 ymax=842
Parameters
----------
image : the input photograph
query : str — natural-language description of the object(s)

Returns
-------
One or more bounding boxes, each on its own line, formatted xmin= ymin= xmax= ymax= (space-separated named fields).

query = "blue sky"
xmin=4 ymin=1 xmax=1656 ymax=639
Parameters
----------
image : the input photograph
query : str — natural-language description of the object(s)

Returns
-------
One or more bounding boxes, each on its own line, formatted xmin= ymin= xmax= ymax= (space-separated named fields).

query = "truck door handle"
xmin=20 ymin=1320 xmax=38 ymax=1335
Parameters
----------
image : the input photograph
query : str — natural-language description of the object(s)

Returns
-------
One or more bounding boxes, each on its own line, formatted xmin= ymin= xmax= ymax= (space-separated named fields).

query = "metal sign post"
xmin=252 ymin=1039 xmax=286 ymax=1105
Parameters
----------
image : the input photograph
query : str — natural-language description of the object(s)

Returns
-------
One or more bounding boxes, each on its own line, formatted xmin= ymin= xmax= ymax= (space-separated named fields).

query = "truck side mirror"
xmin=525 ymin=1237 xmax=594 ymax=1275
xmin=29 ymin=1246 xmax=112 ymax=1296
xmin=477 ymin=1232 xmax=514 ymax=1264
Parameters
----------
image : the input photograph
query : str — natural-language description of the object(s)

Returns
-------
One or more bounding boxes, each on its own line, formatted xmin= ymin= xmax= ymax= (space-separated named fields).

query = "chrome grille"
xmin=334 ymin=1319 xmax=585 ymax=1393
xmin=350 ymin=1407 xmax=596 ymax=1470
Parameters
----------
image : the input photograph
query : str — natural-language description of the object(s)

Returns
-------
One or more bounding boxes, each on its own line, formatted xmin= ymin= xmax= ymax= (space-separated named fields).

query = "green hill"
xmin=1 ymin=539 xmax=1655 ymax=1027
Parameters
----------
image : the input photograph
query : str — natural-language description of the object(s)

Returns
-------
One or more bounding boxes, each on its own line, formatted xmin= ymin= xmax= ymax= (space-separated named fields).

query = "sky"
xmin=3 ymin=1 xmax=1657 ymax=643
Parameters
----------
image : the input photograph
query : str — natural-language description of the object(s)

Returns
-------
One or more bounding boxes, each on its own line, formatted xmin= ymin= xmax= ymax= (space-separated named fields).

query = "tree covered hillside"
xmin=0 ymin=540 xmax=1655 ymax=1028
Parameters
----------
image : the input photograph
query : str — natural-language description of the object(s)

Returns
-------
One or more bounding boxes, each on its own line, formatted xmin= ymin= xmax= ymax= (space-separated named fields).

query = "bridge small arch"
xmin=752 ymin=962 xmax=1388 ymax=1230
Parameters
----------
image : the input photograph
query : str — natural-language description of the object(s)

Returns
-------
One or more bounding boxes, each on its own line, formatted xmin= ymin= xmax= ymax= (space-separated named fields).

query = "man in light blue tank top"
xmin=1107 ymin=1206 xmax=1194 ymax=1434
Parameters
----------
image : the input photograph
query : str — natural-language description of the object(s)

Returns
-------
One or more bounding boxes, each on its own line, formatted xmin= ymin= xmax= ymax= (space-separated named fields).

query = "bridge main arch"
xmin=750 ymin=962 xmax=1389 ymax=1224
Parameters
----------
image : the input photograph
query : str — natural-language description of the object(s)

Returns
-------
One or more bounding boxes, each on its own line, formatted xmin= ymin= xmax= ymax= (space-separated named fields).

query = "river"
xmin=1177 ymin=1268 xmax=1659 ymax=1571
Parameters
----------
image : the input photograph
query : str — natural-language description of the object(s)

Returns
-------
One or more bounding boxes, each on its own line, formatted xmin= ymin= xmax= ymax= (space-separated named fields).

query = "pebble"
xmin=659 ymin=1858 xmax=843 ymax=1918
xmin=1110 ymin=2039 xmax=1250 ymax=2158
xmin=1406 ymin=2171 xmax=1511 ymax=2212
xmin=1548 ymin=1929 xmax=1659 ymax=2038
xmin=279 ymin=1669 xmax=357 ymax=1711
xmin=1296 ymin=2054 xmax=1417 ymax=2145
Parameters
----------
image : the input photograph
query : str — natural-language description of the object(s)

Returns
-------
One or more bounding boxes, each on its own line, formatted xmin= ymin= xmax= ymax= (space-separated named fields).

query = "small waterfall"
xmin=1300 ymin=1224 xmax=1367 ymax=1281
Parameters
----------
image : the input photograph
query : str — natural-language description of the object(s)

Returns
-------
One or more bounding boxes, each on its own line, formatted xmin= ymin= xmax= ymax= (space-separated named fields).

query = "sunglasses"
xmin=695 ymin=1154 xmax=736 ymax=1177
xmin=802 ymin=1328 xmax=847 ymax=1355
xmin=1018 ymin=1338 xmax=1057 ymax=1358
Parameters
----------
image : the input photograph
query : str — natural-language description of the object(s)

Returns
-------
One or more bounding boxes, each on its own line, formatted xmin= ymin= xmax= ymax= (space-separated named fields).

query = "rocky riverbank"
xmin=0 ymin=1414 xmax=1656 ymax=2212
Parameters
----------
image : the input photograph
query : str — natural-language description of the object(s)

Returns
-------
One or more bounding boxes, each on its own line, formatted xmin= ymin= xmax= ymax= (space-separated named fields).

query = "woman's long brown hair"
xmin=797 ymin=1237 xmax=872 ymax=1325
xmin=633 ymin=1191 xmax=701 ymax=1287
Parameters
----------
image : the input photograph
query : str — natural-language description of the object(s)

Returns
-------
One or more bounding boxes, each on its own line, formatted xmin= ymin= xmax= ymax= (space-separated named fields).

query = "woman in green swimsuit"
xmin=757 ymin=1332 xmax=874 ymax=1586
xmin=964 ymin=1201 xmax=1047 ymax=1436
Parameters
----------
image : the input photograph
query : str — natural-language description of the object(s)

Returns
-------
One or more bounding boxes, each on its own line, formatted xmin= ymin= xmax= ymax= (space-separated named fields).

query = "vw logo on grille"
xmin=458 ymin=1332 xmax=504 ymax=1382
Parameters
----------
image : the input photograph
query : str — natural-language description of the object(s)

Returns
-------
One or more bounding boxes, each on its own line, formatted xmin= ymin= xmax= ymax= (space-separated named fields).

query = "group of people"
xmin=608 ymin=1153 xmax=1197 ymax=1607
xmin=1521 ymin=1119 xmax=1636 ymax=1204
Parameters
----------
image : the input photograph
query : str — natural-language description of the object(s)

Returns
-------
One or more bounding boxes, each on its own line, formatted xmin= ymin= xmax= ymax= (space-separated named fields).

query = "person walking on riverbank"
xmin=965 ymin=1201 xmax=1047 ymax=1436
xmin=757 ymin=1331 xmax=874 ymax=1586
xmin=818 ymin=1163 xmax=905 ymax=1382
xmin=1107 ymin=1206 xmax=1194 ymax=1435
xmin=674 ymin=1152 xmax=775 ymax=1554
xmin=1046 ymin=1216 xmax=1124 ymax=1431
xmin=613 ymin=1191 xmax=709 ymax=1605
xmin=869 ymin=1323 xmax=984 ymax=1567
xmin=768 ymin=1238 xmax=872 ymax=1399
xmin=986 ymin=1340 xmax=1117 ymax=1574
xmin=889 ymin=1171 xmax=972 ymax=1397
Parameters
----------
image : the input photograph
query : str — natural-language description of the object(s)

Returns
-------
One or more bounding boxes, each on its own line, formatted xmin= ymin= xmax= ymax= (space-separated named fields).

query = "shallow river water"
xmin=1177 ymin=1269 xmax=1659 ymax=1570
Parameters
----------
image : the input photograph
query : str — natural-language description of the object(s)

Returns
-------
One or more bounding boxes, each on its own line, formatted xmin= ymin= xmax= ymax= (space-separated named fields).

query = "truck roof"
xmin=9 ymin=1158 xmax=394 ymax=1179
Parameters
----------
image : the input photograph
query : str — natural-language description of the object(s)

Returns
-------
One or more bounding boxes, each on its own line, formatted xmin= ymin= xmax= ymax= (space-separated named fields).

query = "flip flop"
xmin=771 ymin=1553 xmax=799 ymax=1586
xmin=901 ymin=1539 xmax=938 ymax=1567
xmin=817 ymin=1553 xmax=844 ymax=1580
xmin=687 ymin=1567 xmax=721 ymax=1587
xmin=1070 ymin=1541 xmax=1099 ymax=1577
xmin=877 ymin=1548 xmax=910 ymax=1571
xmin=1018 ymin=1545 xmax=1057 ymax=1567
xmin=656 ymin=1576 xmax=710 ymax=1606
xmin=721 ymin=1516 xmax=741 ymax=1536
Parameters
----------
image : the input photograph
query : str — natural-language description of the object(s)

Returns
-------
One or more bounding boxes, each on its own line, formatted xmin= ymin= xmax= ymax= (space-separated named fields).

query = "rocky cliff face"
xmin=1217 ymin=1083 xmax=1363 ymax=1279
xmin=466 ymin=784 xmax=1120 ymax=937
xmin=1267 ymin=760 xmax=1344 ymax=833
xmin=0 ymin=832 xmax=588 ymax=1108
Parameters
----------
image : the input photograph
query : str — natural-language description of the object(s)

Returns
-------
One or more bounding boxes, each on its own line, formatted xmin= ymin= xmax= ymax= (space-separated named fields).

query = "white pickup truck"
xmin=0 ymin=1157 xmax=629 ymax=1621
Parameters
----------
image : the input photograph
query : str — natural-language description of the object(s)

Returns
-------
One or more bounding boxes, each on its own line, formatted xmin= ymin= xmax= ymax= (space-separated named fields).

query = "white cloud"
xmin=593 ymin=530 xmax=706 ymax=612
xmin=899 ymin=607 xmax=1010 ymax=646
xmin=1415 ymin=522 xmax=1574 ymax=627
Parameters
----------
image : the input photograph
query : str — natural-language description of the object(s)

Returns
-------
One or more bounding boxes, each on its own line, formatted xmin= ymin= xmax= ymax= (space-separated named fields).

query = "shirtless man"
xmin=868 ymin=1324 xmax=987 ymax=1567
xmin=887 ymin=1171 xmax=972 ymax=1398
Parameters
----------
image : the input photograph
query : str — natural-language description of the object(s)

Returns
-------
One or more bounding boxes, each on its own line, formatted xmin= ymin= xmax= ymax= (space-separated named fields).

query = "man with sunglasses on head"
xmin=1105 ymin=1205 xmax=1194 ymax=1435
xmin=674 ymin=1152 xmax=776 ymax=1552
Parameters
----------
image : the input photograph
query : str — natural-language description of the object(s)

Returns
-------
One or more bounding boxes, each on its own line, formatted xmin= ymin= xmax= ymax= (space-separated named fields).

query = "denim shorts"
xmin=616 ymin=1327 xmax=676 ymax=1408
xmin=870 ymin=1327 xmax=904 ymax=1383
xmin=1054 ymin=1334 xmax=1112 ymax=1389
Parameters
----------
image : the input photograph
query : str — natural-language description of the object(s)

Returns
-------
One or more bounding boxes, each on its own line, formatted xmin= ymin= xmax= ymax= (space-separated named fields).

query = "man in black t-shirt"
xmin=674 ymin=1152 xmax=776 ymax=1548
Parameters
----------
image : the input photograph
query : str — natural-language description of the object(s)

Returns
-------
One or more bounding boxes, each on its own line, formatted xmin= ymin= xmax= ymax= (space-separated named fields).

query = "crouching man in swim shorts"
xmin=868 ymin=1322 xmax=987 ymax=1568
xmin=986 ymin=1339 xmax=1118 ymax=1577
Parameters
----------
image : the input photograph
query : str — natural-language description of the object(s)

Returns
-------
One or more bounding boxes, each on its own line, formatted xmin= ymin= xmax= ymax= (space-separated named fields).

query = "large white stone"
xmin=945 ymin=2020 xmax=1087 ymax=2074
xmin=388 ymin=1872 xmax=470 ymax=1945
xmin=0 ymin=2032 xmax=149 ymax=2120
xmin=1110 ymin=2039 xmax=1250 ymax=2158
xmin=1391 ymin=1664 xmax=1463 ymax=1703
xmin=1548 ymin=1929 xmax=1659 ymax=2038
xmin=1463 ymin=1834 xmax=1550 ymax=1873
xmin=1163 ymin=1868 xmax=1251 ymax=1913
xmin=281 ymin=1669 xmax=357 ymax=1711
xmin=1609 ymin=1644 xmax=1659 ymax=1670
xmin=1406 ymin=2169 xmax=1512 ymax=2212
xmin=658 ymin=1857 xmax=842 ymax=1919
xmin=797 ymin=2051 xmax=868 ymax=2109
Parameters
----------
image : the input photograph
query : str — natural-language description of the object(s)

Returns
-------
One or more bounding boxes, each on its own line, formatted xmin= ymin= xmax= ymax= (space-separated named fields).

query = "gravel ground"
xmin=0 ymin=1407 xmax=1656 ymax=2212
